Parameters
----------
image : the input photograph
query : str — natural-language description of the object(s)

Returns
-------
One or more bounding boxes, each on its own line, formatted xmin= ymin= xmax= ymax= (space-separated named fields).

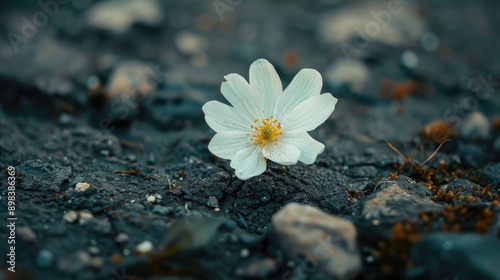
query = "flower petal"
xmin=280 ymin=131 xmax=325 ymax=164
xmin=281 ymin=93 xmax=338 ymax=132
xmin=230 ymin=146 xmax=267 ymax=180
xmin=249 ymin=59 xmax=282 ymax=116
xmin=221 ymin=73 xmax=265 ymax=121
xmin=208 ymin=132 xmax=252 ymax=160
xmin=262 ymin=143 xmax=300 ymax=165
xmin=203 ymin=101 xmax=252 ymax=133
xmin=274 ymin=68 xmax=323 ymax=120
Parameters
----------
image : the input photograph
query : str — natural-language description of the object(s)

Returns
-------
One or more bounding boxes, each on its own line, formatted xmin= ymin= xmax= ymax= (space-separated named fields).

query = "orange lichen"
xmin=376 ymin=202 xmax=497 ymax=277
xmin=110 ymin=253 xmax=123 ymax=264
xmin=491 ymin=116 xmax=500 ymax=131
xmin=423 ymin=121 xmax=456 ymax=144
xmin=378 ymin=79 xmax=419 ymax=101
xmin=283 ymin=51 xmax=299 ymax=68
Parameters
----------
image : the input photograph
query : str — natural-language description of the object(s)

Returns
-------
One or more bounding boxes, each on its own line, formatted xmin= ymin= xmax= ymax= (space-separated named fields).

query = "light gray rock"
xmin=363 ymin=178 xmax=442 ymax=219
xmin=269 ymin=203 xmax=361 ymax=279
xmin=86 ymin=0 xmax=163 ymax=34
xmin=460 ymin=111 xmax=491 ymax=140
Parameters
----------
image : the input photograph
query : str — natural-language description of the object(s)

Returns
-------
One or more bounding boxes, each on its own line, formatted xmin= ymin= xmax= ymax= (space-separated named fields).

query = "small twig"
xmin=418 ymin=139 xmax=451 ymax=167
xmin=385 ymin=141 xmax=407 ymax=163
xmin=119 ymin=139 xmax=144 ymax=151
xmin=114 ymin=169 xmax=140 ymax=175
xmin=167 ymin=175 xmax=174 ymax=193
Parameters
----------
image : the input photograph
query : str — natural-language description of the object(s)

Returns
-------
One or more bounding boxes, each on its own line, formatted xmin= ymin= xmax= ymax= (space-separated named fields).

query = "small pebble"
xmin=175 ymin=32 xmax=209 ymax=55
xmin=363 ymin=147 xmax=376 ymax=156
xmin=207 ymin=196 xmax=219 ymax=208
xmin=147 ymin=153 xmax=156 ymax=165
xmin=126 ymin=154 xmax=137 ymax=162
xmin=58 ymin=113 xmax=74 ymax=125
xmin=401 ymin=50 xmax=419 ymax=69
xmin=91 ymin=257 xmax=104 ymax=268
xmin=75 ymin=182 xmax=90 ymax=192
xmin=366 ymin=255 xmax=375 ymax=263
xmin=260 ymin=196 xmax=270 ymax=203
xmin=460 ymin=112 xmax=491 ymax=140
xmin=115 ymin=233 xmax=129 ymax=243
xmin=86 ymin=75 xmax=100 ymax=91
xmin=17 ymin=226 xmax=37 ymax=242
xmin=88 ymin=246 xmax=100 ymax=255
xmin=421 ymin=32 xmax=439 ymax=52
xmin=152 ymin=205 xmax=172 ymax=215
xmin=36 ymin=249 xmax=54 ymax=268
xmin=135 ymin=240 xmax=153 ymax=254
xmin=58 ymin=251 xmax=92 ymax=273
xmin=240 ymin=258 xmax=277 ymax=278
xmin=241 ymin=248 xmax=250 ymax=258
xmin=63 ymin=211 xmax=78 ymax=223
xmin=147 ymin=195 xmax=156 ymax=203
xmin=79 ymin=211 xmax=94 ymax=225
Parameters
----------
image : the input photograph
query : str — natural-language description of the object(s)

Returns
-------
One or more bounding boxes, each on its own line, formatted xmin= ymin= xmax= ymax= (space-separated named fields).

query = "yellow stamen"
xmin=251 ymin=119 xmax=283 ymax=148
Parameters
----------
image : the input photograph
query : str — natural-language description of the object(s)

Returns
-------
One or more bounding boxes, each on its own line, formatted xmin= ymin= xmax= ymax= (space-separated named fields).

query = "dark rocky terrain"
xmin=0 ymin=0 xmax=499 ymax=279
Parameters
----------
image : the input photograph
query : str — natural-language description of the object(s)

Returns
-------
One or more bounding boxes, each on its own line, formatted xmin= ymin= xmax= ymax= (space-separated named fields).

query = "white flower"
xmin=203 ymin=58 xmax=338 ymax=180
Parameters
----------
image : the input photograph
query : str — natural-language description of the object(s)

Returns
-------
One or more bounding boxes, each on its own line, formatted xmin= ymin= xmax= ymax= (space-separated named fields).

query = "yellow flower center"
xmin=249 ymin=116 xmax=282 ymax=148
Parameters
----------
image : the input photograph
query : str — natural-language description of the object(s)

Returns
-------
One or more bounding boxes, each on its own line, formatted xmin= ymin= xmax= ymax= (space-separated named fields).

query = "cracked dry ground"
xmin=1 ymin=0 xmax=500 ymax=279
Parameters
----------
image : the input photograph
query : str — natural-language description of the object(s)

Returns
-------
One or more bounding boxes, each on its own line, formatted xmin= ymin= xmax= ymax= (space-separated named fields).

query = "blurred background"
xmin=1 ymin=0 xmax=499 ymax=140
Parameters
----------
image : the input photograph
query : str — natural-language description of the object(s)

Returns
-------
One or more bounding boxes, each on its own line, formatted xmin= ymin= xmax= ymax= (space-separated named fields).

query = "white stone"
xmin=325 ymin=59 xmax=370 ymax=92
xmin=86 ymin=0 xmax=163 ymax=34
xmin=460 ymin=112 xmax=491 ymax=140
xmin=175 ymin=32 xmax=209 ymax=55
xmin=79 ymin=211 xmax=94 ymax=222
xmin=147 ymin=195 xmax=155 ymax=203
xmin=115 ymin=233 xmax=129 ymax=243
xmin=107 ymin=61 xmax=154 ymax=98
xmin=63 ymin=211 xmax=78 ymax=223
xmin=136 ymin=240 xmax=153 ymax=254
xmin=75 ymin=182 xmax=90 ymax=192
